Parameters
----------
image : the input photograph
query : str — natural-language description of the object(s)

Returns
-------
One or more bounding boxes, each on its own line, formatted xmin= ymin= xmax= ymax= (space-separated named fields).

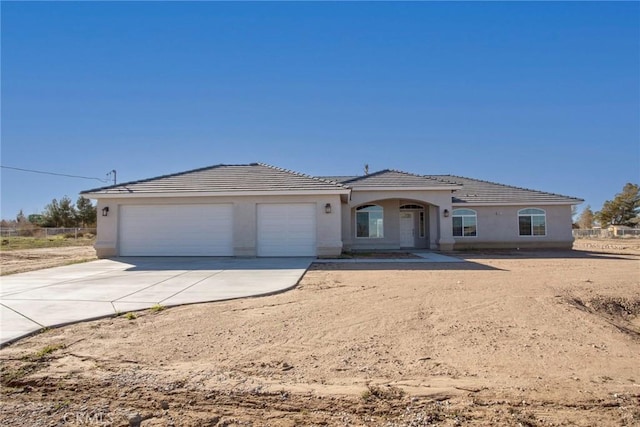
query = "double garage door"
xmin=119 ymin=203 xmax=316 ymax=257
xmin=119 ymin=204 xmax=234 ymax=256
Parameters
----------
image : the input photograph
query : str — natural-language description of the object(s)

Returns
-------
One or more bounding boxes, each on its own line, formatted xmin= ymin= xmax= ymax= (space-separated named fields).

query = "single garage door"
xmin=119 ymin=204 xmax=233 ymax=256
xmin=257 ymin=203 xmax=317 ymax=257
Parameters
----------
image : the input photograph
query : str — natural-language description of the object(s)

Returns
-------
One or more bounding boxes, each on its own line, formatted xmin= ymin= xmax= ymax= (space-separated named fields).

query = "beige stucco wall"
xmin=94 ymin=194 xmax=343 ymax=258
xmin=93 ymin=193 xmax=577 ymax=257
xmin=343 ymin=189 xmax=455 ymax=251
xmin=452 ymin=204 xmax=575 ymax=249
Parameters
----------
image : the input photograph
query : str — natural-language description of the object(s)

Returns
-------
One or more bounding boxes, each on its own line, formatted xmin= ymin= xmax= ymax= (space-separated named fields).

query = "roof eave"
xmin=82 ymin=189 xmax=351 ymax=199
xmin=349 ymin=185 xmax=462 ymax=191
xmin=452 ymin=200 xmax=584 ymax=206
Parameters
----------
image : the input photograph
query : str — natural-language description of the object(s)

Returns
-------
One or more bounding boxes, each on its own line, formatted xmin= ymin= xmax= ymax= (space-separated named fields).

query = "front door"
xmin=399 ymin=212 xmax=414 ymax=247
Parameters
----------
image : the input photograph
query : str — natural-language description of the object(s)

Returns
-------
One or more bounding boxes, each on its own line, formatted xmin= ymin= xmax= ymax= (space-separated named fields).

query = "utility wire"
xmin=1 ymin=165 xmax=111 ymax=183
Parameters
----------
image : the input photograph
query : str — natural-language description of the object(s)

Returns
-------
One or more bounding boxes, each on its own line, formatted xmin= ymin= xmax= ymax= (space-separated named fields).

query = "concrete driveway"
xmin=0 ymin=257 xmax=312 ymax=345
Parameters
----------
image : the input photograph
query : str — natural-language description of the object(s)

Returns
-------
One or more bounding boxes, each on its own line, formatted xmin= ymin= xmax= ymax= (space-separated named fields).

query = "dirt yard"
xmin=1 ymin=240 xmax=639 ymax=426
xmin=0 ymin=246 xmax=97 ymax=276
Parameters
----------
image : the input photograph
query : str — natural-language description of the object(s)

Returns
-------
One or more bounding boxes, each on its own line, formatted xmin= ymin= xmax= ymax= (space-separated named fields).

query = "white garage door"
xmin=257 ymin=203 xmax=317 ymax=257
xmin=119 ymin=204 xmax=233 ymax=256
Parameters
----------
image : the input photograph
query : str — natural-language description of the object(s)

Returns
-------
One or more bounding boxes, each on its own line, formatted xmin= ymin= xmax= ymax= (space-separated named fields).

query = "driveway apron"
xmin=0 ymin=257 xmax=312 ymax=345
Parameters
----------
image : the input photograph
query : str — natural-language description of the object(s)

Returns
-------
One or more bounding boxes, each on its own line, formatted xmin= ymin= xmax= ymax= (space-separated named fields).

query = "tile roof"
xmin=425 ymin=175 xmax=583 ymax=205
xmin=82 ymin=163 xmax=582 ymax=205
xmin=82 ymin=163 xmax=348 ymax=195
xmin=332 ymin=170 xmax=461 ymax=189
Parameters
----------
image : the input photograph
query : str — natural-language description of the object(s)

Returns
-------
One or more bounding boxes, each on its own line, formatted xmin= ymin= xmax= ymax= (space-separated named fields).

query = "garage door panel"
xmin=257 ymin=204 xmax=316 ymax=257
xmin=119 ymin=204 xmax=233 ymax=256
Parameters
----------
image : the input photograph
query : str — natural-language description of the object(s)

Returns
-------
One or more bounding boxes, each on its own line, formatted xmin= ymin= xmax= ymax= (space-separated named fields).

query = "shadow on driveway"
xmin=116 ymin=256 xmax=315 ymax=271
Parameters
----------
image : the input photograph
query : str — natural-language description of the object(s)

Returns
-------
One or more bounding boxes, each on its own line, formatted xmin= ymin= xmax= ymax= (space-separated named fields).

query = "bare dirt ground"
xmin=1 ymin=240 xmax=639 ymax=426
xmin=0 ymin=246 xmax=97 ymax=276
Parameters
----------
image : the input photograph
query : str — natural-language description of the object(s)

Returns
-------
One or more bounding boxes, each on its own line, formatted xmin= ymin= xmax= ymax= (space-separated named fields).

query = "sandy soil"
xmin=1 ymin=240 xmax=639 ymax=426
xmin=0 ymin=246 xmax=97 ymax=276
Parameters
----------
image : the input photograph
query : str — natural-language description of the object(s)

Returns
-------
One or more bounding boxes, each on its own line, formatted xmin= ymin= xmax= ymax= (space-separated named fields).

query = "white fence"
xmin=573 ymin=229 xmax=640 ymax=239
xmin=0 ymin=227 xmax=96 ymax=238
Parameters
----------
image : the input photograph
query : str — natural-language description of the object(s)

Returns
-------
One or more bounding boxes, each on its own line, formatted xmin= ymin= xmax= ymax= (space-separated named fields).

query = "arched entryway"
xmin=344 ymin=193 xmax=452 ymax=251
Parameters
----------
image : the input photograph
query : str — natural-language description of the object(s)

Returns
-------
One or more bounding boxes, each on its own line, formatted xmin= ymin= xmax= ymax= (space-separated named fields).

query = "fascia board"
xmin=452 ymin=201 xmax=583 ymax=207
xmin=350 ymin=186 xmax=462 ymax=192
xmin=82 ymin=189 xmax=351 ymax=199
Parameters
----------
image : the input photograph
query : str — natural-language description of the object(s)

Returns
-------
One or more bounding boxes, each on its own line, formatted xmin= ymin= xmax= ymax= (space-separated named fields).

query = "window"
xmin=419 ymin=211 xmax=425 ymax=238
xmin=356 ymin=205 xmax=383 ymax=238
xmin=518 ymin=208 xmax=546 ymax=236
xmin=452 ymin=209 xmax=477 ymax=237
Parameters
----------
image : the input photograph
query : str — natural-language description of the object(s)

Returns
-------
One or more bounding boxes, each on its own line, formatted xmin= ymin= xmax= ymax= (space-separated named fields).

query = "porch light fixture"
xmin=324 ymin=203 xmax=332 ymax=214
xmin=102 ymin=206 xmax=109 ymax=217
xmin=443 ymin=209 xmax=450 ymax=218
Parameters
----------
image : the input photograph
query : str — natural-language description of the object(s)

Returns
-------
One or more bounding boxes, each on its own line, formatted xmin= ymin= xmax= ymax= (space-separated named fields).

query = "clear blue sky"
xmin=1 ymin=1 xmax=638 ymax=220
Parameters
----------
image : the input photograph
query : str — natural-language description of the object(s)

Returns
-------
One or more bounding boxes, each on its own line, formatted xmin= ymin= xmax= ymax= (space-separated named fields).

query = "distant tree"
xmin=58 ymin=196 xmax=77 ymax=227
xmin=577 ymin=206 xmax=595 ymax=229
xmin=595 ymin=183 xmax=640 ymax=227
xmin=42 ymin=196 xmax=78 ymax=227
xmin=42 ymin=198 xmax=61 ymax=227
xmin=16 ymin=209 xmax=27 ymax=224
xmin=571 ymin=205 xmax=579 ymax=228
xmin=14 ymin=209 xmax=40 ymax=236
xmin=76 ymin=196 xmax=96 ymax=227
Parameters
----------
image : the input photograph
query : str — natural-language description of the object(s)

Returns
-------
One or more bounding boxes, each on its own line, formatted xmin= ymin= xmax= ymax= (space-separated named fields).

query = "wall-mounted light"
xmin=325 ymin=203 xmax=332 ymax=214
xmin=102 ymin=206 xmax=110 ymax=217
xmin=443 ymin=209 xmax=450 ymax=218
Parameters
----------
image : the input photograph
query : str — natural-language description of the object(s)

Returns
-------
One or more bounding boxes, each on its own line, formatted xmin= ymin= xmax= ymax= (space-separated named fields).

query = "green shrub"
xmin=150 ymin=304 xmax=166 ymax=313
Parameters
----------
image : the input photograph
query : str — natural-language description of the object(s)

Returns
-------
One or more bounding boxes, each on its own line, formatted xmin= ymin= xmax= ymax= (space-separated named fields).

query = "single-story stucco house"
xmin=81 ymin=163 xmax=583 ymax=258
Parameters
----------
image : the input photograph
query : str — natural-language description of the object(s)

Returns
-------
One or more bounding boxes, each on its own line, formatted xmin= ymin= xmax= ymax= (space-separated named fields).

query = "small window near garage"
xmin=356 ymin=205 xmax=384 ymax=238
xmin=452 ymin=209 xmax=477 ymax=237
xmin=518 ymin=208 xmax=546 ymax=236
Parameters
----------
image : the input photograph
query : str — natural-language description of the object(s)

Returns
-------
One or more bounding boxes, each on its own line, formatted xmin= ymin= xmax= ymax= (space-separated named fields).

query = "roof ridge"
xmin=341 ymin=169 xmax=391 ymax=183
xmin=436 ymin=174 xmax=583 ymax=201
xmin=388 ymin=168 xmax=456 ymax=184
xmin=421 ymin=174 xmax=465 ymax=186
xmin=388 ymin=168 xmax=425 ymax=178
xmin=319 ymin=175 xmax=358 ymax=180
xmin=81 ymin=164 xmax=226 ymax=193
xmin=257 ymin=163 xmax=349 ymax=189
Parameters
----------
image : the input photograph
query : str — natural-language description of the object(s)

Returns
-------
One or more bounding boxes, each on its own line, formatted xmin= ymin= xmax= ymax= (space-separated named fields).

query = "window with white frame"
xmin=452 ymin=209 xmax=477 ymax=237
xmin=518 ymin=208 xmax=546 ymax=236
xmin=356 ymin=205 xmax=384 ymax=238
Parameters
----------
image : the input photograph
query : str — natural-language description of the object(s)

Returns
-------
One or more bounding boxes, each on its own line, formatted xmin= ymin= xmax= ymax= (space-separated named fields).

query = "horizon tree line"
xmin=3 ymin=183 xmax=638 ymax=230
xmin=4 ymin=196 xmax=96 ymax=229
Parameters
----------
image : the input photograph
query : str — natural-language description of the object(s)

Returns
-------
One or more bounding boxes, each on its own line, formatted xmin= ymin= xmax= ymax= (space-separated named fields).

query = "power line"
xmin=1 ymin=165 xmax=111 ymax=183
